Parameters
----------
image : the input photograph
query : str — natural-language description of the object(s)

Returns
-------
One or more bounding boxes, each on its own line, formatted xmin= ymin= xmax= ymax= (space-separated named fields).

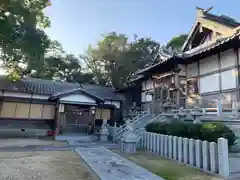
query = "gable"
xmin=182 ymin=7 xmax=239 ymax=52
xmin=60 ymin=94 xmax=96 ymax=105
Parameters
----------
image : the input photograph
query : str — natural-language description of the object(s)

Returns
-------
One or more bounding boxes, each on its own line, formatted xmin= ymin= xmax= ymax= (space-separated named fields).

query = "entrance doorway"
xmin=65 ymin=105 xmax=93 ymax=134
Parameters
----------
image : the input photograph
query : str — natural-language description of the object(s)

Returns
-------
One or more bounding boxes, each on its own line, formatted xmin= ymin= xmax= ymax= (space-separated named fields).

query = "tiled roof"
xmin=0 ymin=76 xmax=80 ymax=95
xmin=182 ymin=31 xmax=240 ymax=58
xmin=50 ymin=87 xmax=104 ymax=101
xmin=81 ymin=84 xmax=124 ymax=101
xmin=134 ymin=48 xmax=174 ymax=75
xmin=129 ymin=31 xmax=240 ymax=81
xmin=204 ymin=12 xmax=240 ymax=28
xmin=0 ymin=77 xmax=123 ymax=101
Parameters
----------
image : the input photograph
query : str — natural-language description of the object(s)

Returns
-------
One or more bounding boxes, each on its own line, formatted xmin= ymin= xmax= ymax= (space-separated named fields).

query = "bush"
xmin=145 ymin=121 xmax=236 ymax=148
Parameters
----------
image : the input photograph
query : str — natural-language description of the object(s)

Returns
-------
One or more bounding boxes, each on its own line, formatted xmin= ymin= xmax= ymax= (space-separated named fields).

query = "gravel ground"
xmin=0 ymin=138 xmax=66 ymax=148
xmin=0 ymin=151 xmax=100 ymax=180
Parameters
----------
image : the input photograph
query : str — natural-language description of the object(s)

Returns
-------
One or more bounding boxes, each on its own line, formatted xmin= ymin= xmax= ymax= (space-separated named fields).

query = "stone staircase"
xmin=114 ymin=112 xmax=165 ymax=142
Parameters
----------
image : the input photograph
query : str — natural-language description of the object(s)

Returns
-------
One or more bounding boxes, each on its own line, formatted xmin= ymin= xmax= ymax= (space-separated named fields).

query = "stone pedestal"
xmin=163 ymin=102 xmax=176 ymax=113
xmin=120 ymin=122 xmax=138 ymax=154
xmin=190 ymin=108 xmax=203 ymax=124
xmin=216 ymin=99 xmax=223 ymax=117
xmin=121 ymin=132 xmax=137 ymax=154
xmin=147 ymin=104 xmax=152 ymax=114
xmin=99 ymin=121 xmax=109 ymax=142
xmin=232 ymin=101 xmax=240 ymax=118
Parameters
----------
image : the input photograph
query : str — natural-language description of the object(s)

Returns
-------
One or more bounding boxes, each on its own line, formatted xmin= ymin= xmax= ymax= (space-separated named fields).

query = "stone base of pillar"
xmin=99 ymin=123 xmax=109 ymax=142
xmin=100 ymin=134 xmax=108 ymax=141
xmin=121 ymin=142 xmax=137 ymax=153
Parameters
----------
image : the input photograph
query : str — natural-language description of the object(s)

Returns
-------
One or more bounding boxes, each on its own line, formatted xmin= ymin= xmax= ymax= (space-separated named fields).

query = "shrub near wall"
xmin=145 ymin=121 xmax=236 ymax=147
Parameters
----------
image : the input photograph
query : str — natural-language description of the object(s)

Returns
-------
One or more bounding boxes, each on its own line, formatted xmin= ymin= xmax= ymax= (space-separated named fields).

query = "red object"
xmin=47 ymin=130 xmax=55 ymax=136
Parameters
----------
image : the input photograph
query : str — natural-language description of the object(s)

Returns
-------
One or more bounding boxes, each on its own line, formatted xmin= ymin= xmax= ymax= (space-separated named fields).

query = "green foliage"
xmin=81 ymin=32 xmax=160 ymax=88
xmin=0 ymin=0 xmax=51 ymax=80
xmin=166 ymin=34 xmax=188 ymax=50
xmin=145 ymin=121 xmax=236 ymax=147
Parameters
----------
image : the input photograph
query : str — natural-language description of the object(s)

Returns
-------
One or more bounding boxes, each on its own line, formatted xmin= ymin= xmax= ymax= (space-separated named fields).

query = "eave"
xmin=49 ymin=88 xmax=104 ymax=103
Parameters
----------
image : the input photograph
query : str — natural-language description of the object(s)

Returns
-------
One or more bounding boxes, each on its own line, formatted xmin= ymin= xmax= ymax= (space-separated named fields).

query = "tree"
xmin=82 ymin=32 xmax=160 ymax=88
xmin=70 ymin=72 xmax=95 ymax=84
xmin=0 ymin=0 xmax=51 ymax=81
xmin=166 ymin=34 xmax=188 ymax=51
xmin=126 ymin=36 xmax=161 ymax=73
xmin=39 ymin=54 xmax=81 ymax=80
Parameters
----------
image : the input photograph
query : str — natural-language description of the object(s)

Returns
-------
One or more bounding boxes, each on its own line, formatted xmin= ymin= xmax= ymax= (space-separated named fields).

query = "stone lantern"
xmin=99 ymin=120 xmax=109 ymax=142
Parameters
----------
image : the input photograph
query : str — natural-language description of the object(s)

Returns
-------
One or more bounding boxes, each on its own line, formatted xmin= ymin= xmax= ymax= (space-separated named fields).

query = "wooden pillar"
xmin=218 ymin=53 xmax=222 ymax=95
xmin=175 ymin=73 xmax=180 ymax=108
xmin=152 ymin=78 xmax=156 ymax=114
xmin=56 ymin=103 xmax=65 ymax=136
xmin=235 ymin=48 xmax=240 ymax=101
xmin=160 ymin=82 xmax=164 ymax=112
xmin=185 ymin=64 xmax=188 ymax=108
xmin=55 ymin=112 xmax=60 ymax=136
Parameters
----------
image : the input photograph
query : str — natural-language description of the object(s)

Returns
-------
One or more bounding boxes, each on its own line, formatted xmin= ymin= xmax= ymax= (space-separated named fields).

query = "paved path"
xmin=229 ymin=153 xmax=240 ymax=179
xmin=67 ymin=140 xmax=119 ymax=148
xmin=75 ymin=146 xmax=165 ymax=180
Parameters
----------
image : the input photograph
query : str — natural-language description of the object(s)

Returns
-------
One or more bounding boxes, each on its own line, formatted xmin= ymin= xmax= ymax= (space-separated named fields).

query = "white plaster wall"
xmin=104 ymin=100 xmax=120 ymax=109
xmin=220 ymin=49 xmax=236 ymax=69
xmin=142 ymin=79 xmax=153 ymax=91
xmin=221 ymin=69 xmax=237 ymax=90
xmin=145 ymin=79 xmax=153 ymax=90
xmin=238 ymin=48 xmax=240 ymax=65
xmin=145 ymin=94 xmax=152 ymax=102
xmin=141 ymin=92 xmax=146 ymax=102
xmin=199 ymin=55 xmax=218 ymax=75
xmin=187 ymin=62 xmax=198 ymax=78
xmin=199 ymin=73 xmax=219 ymax=93
xmin=32 ymin=94 xmax=50 ymax=99
xmin=2 ymin=91 xmax=49 ymax=99
xmin=179 ymin=64 xmax=186 ymax=76
xmin=141 ymin=92 xmax=152 ymax=102
xmin=141 ymin=81 xmax=146 ymax=91
xmin=155 ymin=81 xmax=162 ymax=88
xmin=60 ymin=94 xmax=96 ymax=104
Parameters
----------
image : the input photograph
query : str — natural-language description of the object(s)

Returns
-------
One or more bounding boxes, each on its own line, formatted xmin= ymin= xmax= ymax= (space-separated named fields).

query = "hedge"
xmin=145 ymin=121 xmax=236 ymax=147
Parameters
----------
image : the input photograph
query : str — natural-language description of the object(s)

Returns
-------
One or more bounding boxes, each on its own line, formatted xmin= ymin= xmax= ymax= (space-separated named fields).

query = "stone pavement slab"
xmin=75 ymin=146 xmax=165 ymax=180
xmin=67 ymin=140 xmax=119 ymax=149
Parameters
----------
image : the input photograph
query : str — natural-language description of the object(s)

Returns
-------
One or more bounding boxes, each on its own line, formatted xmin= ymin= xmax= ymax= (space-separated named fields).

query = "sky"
xmin=44 ymin=0 xmax=240 ymax=56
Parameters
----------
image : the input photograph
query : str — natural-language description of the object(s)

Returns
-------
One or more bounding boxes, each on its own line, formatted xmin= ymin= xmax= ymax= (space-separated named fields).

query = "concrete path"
xmin=229 ymin=153 xmax=240 ymax=179
xmin=75 ymin=146 xmax=165 ymax=180
xmin=67 ymin=140 xmax=119 ymax=148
